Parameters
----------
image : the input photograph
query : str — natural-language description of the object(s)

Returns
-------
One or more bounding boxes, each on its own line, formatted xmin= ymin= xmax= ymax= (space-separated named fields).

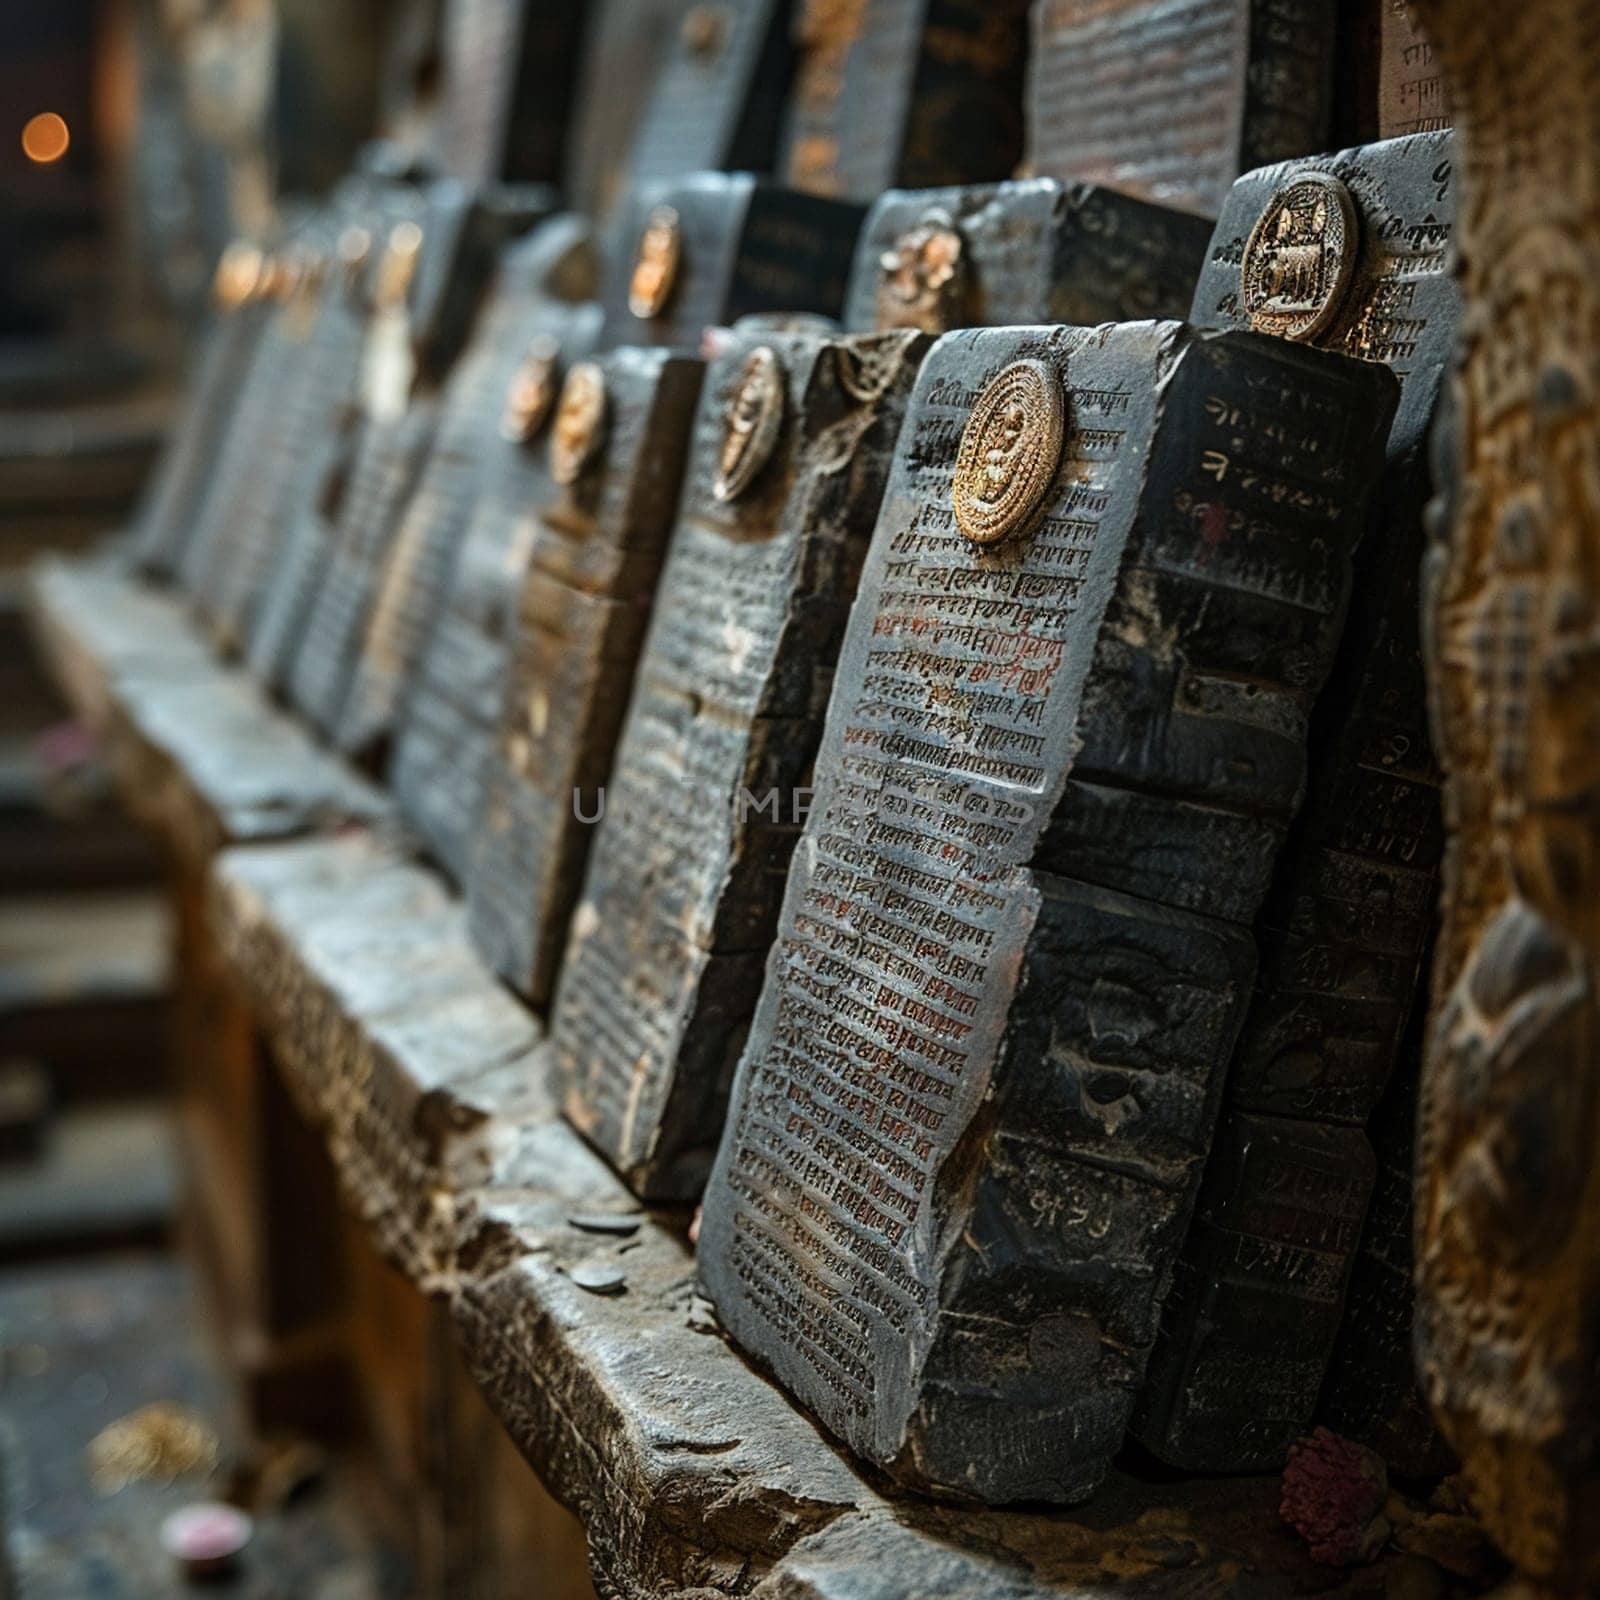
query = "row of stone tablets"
xmin=532 ymin=132 xmax=1458 ymax=1500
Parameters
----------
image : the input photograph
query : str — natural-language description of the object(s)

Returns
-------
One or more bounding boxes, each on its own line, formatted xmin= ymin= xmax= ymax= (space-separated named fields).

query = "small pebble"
xmin=570 ymin=1263 xmax=628 ymax=1296
xmin=567 ymin=1213 xmax=641 ymax=1237
xmin=160 ymin=1501 xmax=253 ymax=1578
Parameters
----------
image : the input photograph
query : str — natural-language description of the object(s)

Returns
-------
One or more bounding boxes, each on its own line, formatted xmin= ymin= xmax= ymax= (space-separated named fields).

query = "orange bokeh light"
xmin=21 ymin=112 xmax=71 ymax=165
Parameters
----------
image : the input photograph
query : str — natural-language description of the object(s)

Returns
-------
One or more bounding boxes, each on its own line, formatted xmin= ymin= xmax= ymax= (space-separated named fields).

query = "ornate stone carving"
xmin=876 ymin=209 xmax=969 ymax=333
xmin=1409 ymin=1 xmax=1600 ymax=1589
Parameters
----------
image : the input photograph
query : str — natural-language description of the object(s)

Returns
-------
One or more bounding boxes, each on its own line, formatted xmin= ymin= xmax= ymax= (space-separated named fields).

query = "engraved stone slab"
xmin=131 ymin=249 xmax=276 ymax=576
xmin=550 ymin=325 xmax=929 ymax=1201
xmin=283 ymin=404 xmax=440 ymax=740
xmin=465 ymin=347 xmax=706 ymax=1007
xmin=1377 ymin=0 xmax=1450 ymax=140
xmin=599 ymin=173 xmax=865 ymax=352
xmin=1131 ymin=131 xmax=1459 ymax=1472
xmin=388 ymin=293 xmax=603 ymax=887
xmin=842 ymin=179 xmax=1212 ymax=335
xmin=626 ymin=0 xmax=794 ymax=189
xmin=780 ymin=0 xmax=1031 ymax=202
xmin=1026 ymin=0 xmax=1337 ymax=219
xmin=335 ymin=220 xmax=593 ymax=763
xmin=435 ymin=0 xmax=586 ymax=185
xmin=698 ymin=321 xmax=1396 ymax=1503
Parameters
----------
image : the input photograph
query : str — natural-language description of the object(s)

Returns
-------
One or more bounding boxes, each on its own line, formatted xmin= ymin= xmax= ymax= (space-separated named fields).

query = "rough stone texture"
xmin=1410 ymin=2 xmax=1600 ymax=1588
xmin=779 ymin=0 xmax=1031 ymax=204
xmin=339 ymin=222 xmax=598 ymax=766
xmin=211 ymin=835 xmax=543 ymax=1286
xmin=1131 ymin=130 xmax=1459 ymax=1474
xmin=465 ymin=347 xmax=705 ymax=1008
xmin=698 ymin=322 xmax=1396 ymax=1504
xmin=625 ymin=0 xmax=794 ymax=190
xmin=551 ymin=325 xmax=928 ymax=1202
xmin=842 ymin=180 xmax=1213 ymax=336
xmin=389 ymin=292 xmax=604 ymax=888
xmin=1026 ymin=0 xmax=1336 ymax=219
xmin=599 ymin=173 xmax=864 ymax=353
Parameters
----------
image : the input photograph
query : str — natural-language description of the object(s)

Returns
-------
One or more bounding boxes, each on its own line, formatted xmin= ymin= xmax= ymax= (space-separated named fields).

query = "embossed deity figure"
xmin=1026 ymin=0 xmax=1337 ymax=218
xmin=698 ymin=321 xmax=1395 ymax=1503
xmin=1406 ymin=1 xmax=1600 ymax=1589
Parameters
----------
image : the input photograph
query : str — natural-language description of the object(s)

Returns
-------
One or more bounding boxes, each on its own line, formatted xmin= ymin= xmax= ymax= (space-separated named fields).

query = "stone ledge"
xmin=28 ymin=557 xmax=389 ymax=857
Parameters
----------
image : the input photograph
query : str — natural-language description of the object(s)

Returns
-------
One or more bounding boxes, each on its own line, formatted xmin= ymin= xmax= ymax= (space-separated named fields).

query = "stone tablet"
xmin=388 ymin=294 xmax=603 ymax=886
xmin=1026 ymin=0 xmax=1336 ymax=218
xmin=625 ymin=0 xmax=794 ymax=189
xmin=698 ymin=320 xmax=1396 ymax=1503
xmin=1377 ymin=0 xmax=1450 ymax=140
xmin=551 ymin=324 xmax=929 ymax=1201
xmin=193 ymin=235 xmax=377 ymax=653
xmin=779 ymin=0 xmax=1031 ymax=202
xmin=465 ymin=347 xmax=705 ymax=1006
xmin=1131 ymin=131 xmax=1458 ymax=1472
xmin=283 ymin=404 xmax=440 ymax=740
xmin=434 ymin=0 xmax=586 ymax=185
xmin=599 ymin=173 xmax=864 ymax=352
xmin=335 ymin=217 xmax=593 ymax=762
xmin=842 ymin=179 xmax=1212 ymax=335
xmin=131 ymin=242 xmax=275 ymax=576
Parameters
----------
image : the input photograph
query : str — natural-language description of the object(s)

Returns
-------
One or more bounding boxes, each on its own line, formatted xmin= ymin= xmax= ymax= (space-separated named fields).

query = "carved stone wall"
xmin=1412 ymin=1 xmax=1600 ymax=1588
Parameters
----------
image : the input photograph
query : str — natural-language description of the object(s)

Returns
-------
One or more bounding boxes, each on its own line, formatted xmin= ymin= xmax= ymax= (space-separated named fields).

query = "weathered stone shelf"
xmin=28 ymin=556 xmax=1478 ymax=1600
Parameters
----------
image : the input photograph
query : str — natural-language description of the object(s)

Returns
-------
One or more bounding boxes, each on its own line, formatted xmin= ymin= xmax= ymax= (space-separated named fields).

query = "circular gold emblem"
xmin=681 ymin=3 xmax=729 ymax=57
xmin=876 ymin=209 xmax=968 ymax=333
xmin=212 ymin=242 xmax=264 ymax=311
xmin=952 ymin=359 xmax=1065 ymax=546
xmin=549 ymin=361 xmax=608 ymax=486
xmin=1240 ymin=172 xmax=1359 ymax=343
xmin=376 ymin=220 xmax=424 ymax=312
xmin=714 ymin=346 xmax=785 ymax=503
xmin=628 ymin=205 xmax=682 ymax=321
xmin=501 ymin=335 xmax=561 ymax=444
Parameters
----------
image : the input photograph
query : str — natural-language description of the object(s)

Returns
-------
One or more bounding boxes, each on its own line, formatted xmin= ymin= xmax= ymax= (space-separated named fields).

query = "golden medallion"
xmin=714 ymin=346 xmax=785 ymax=502
xmin=1240 ymin=172 xmax=1359 ymax=342
xmin=550 ymin=361 xmax=608 ymax=486
xmin=952 ymin=359 xmax=1065 ymax=546
xmin=681 ymin=3 xmax=729 ymax=57
xmin=876 ymin=209 xmax=968 ymax=333
xmin=376 ymin=220 xmax=424 ymax=312
xmin=628 ymin=205 xmax=682 ymax=321
xmin=212 ymin=242 xmax=264 ymax=311
xmin=501 ymin=335 xmax=562 ymax=444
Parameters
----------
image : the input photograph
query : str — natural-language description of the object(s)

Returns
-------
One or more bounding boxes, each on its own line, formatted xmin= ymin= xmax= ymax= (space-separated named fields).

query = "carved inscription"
xmin=551 ymin=328 xmax=926 ymax=1200
xmin=1133 ymin=131 xmax=1459 ymax=1474
xmin=1378 ymin=0 xmax=1450 ymax=140
xmin=1026 ymin=0 xmax=1335 ymax=218
xmin=699 ymin=322 xmax=1395 ymax=1502
xmin=465 ymin=348 xmax=705 ymax=1007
